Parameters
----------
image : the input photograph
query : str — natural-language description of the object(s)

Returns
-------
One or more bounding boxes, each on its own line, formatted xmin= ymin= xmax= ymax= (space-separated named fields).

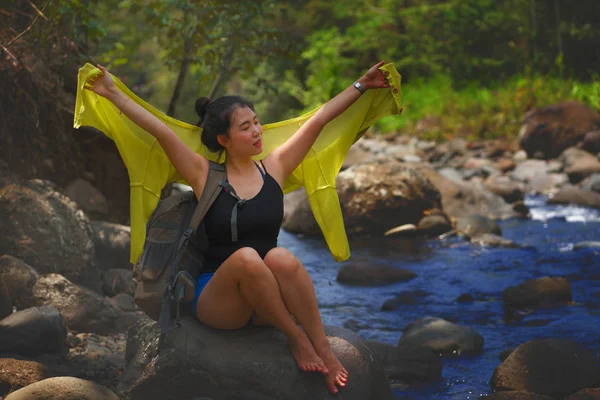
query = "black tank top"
xmin=193 ymin=161 xmax=283 ymax=273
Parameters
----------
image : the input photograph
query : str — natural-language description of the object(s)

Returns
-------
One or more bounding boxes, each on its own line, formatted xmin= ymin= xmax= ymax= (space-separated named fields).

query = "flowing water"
xmin=279 ymin=195 xmax=600 ymax=399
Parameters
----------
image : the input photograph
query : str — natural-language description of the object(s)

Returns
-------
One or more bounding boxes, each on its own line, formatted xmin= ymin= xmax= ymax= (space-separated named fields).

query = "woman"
xmin=88 ymin=61 xmax=389 ymax=394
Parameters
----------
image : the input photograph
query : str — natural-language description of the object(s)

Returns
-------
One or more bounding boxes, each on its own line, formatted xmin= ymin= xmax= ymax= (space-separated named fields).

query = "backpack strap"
xmin=158 ymin=161 xmax=226 ymax=338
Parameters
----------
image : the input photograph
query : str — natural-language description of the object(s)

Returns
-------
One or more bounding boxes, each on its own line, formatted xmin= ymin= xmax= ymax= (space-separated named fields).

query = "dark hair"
xmin=195 ymin=95 xmax=255 ymax=152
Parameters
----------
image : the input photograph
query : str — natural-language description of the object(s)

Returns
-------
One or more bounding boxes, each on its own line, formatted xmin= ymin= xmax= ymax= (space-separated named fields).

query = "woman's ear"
xmin=217 ymin=133 xmax=230 ymax=149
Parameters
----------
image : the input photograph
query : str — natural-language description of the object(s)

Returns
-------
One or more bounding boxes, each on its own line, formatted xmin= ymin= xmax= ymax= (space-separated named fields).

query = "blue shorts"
xmin=191 ymin=272 xmax=215 ymax=313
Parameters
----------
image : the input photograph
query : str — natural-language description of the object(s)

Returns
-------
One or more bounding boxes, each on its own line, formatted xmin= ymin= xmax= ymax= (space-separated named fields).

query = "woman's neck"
xmin=225 ymin=154 xmax=255 ymax=175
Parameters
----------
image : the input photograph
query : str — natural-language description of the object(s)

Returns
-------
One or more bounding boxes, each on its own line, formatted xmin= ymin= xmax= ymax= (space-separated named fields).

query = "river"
xmin=279 ymin=195 xmax=600 ymax=399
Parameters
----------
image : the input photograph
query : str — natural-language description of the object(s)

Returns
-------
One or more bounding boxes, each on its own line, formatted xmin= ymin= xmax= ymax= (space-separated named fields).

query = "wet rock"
xmin=107 ymin=294 xmax=139 ymax=312
xmin=456 ymin=215 xmax=501 ymax=239
xmin=397 ymin=317 xmax=484 ymax=355
xmin=28 ymin=274 xmax=142 ymax=335
xmin=337 ymin=162 xmax=442 ymax=235
xmin=101 ymin=269 xmax=134 ymax=297
xmin=282 ymin=187 xmax=321 ymax=236
xmin=90 ymin=221 xmax=132 ymax=271
xmin=490 ymin=339 xmax=600 ymax=398
xmin=337 ymin=263 xmax=416 ymax=286
xmin=0 ymin=255 xmax=39 ymax=310
xmin=119 ymin=319 xmax=392 ymax=400
xmin=417 ymin=210 xmax=452 ymax=236
xmin=384 ymin=224 xmax=417 ymax=237
xmin=420 ymin=167 xmax=517 ymax=220
xmin=479 ymin=391 xmax=554 ymax=400
xmin=573 ymin=241 xmax=600 ymax=250
xmin=456 ymin=293 xmax=475 ymax=303
xmin=565 ymin=388 xmax=600 ymax=399
xmin=0 ymin=306 xmax=67 ymax=356
xmin=367 ymin=340 xmax=442 ymax=382
xmin=5 ymin=376 xmax=119 ymax=400
xmin=582 ymin=130 xmax=600 ymax=154
xmin=484 ymin=176 xmax=525 ymax=203
xmin=503 ymin=277 xmax=572 ymax=312
xmin=381 ymin=290 xmax=429 ymax=310
xmin=471 ymin=234 xmax=520 ymax=248
xmin=64 ymin=178 xmax=109 ymax=220
xmin=547 ymin=186 xmax=600 ymax=209
xmin=499 ymin=348 xmax=515 ymax=361
xmin=580 ymin=173 xmax=600 ymax=193
xmin=518 ymin=101 xmax=600 ymax=159
xmin=0 ymin=179 xmax=99 ymax=292
xmin=512 ymin=201 xmax=530 ymax=216
xmin=560 ymin=147 xmax=600 ymax=183
xmin=0 ymin=358 xmax=74 ymax=397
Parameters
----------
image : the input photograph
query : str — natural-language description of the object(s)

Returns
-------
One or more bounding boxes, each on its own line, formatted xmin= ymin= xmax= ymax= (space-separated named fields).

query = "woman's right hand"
xmin=86 ymin=64 xmax=118 ymax=98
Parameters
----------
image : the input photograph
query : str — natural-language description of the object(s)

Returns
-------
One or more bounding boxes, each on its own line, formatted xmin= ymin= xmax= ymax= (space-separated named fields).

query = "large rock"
xmin=518 ymin=102 xmax=600 ymax=159
xmin=28 ymin=274 xmax=142 ymax=335
xmin=419 ymin=167 xmax=517 ymax=220
xmin=64 ymin=178 xmax=109 ymax=220
xmin=547 ymin=186 xmax=600 ymax=209
xmin=490 ymin=339 xmax=600 ymax=398
xmin=397 ymin=317 xmax=484 ymax=355
xmin=336 ymin=162 xmax=442 ymax=235
xmin=336 ymin=263 xmax=416 ymax=286
xmin=0 ymin=179 xmax=99 ymax=291
xmin=119 ymin=319 xmax=392 ymax=400
xmin=5 ymin=376 xmax=119 ymax=400
xmin=0 ymin=306 xmax=67 ymax=356
xmin=0 ymin=255 xmax=39 ymax=310
xmin=0 ymin=358 xmax=77 ymax=397
xmin=503 ymin=277 xmax=572 ymax=313
xmin=484 ymin=176 xmax=525 ymax=203
xmin=580 ymin=173 xmax=600 ymax=193
xmin=456 ymin=215 xmax=502 ymax=238
xmin=582 ymin=130 xmax=600 ymax=154
xmin=90 ymin=221 xmax=132 ymax=271
xmin=282 ymin=187 xmax=321 ymax=236
xmin=566 ymin=388 xmax=600 ymax=399
xmin=367 ymin=340 xmax=442 ymax=382
xmin=560 ymin=147 xmax=600 ymax=183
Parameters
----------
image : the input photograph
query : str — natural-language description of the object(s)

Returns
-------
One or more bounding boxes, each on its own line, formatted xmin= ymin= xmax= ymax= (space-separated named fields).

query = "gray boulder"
xmin=547 ymin=186 xmax=600 ymax=209
xmin=398 ymin=317 xmax=484 ymax=355
xmin=90 ymin=221 xmax=132 ymax=271
xmin=367 ymin=340 xmax=442 ymax=382
xmin=27 ymin=273 xmax=143 ymax=335
xmin=420 ymin=167 xmax=517 ymax=220
xmin=580 ymin=173 xmax=600 ymax=193
xmin=119 ymin=319 xmax=392 ymax=400
xmin=0 ymin=179 xmax=99 ymax=292
xmin=0 ymin=306 xmax=67 ymax=356
xmin=560 ymin=147 xmax=600 ymax=183
xmin=337 ymin=263 xmax=416 ymax=286
xmin=0 ymin=255 xmax=39 ymax=310
xmin=456 ymin=215 xmax=502 ymax=239
xmin=471 ymin=234 xmax=520 ymax=248
xmin=64 ymin=178 xmax=109 ymax=220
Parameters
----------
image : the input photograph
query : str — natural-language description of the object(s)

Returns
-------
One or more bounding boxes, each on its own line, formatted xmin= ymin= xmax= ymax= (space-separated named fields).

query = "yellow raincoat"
xmin=73 ymin=63 xmax=402 ymax=264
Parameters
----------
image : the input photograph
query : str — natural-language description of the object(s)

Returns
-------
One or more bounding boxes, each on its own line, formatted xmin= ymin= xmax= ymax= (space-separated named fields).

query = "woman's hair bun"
xmin=195 ymin=97 xmax=211 ymax=121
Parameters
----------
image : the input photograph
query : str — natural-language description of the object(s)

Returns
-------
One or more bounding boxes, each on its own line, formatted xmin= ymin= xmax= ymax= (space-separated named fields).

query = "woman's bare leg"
xmin=195 ymin=247 xmax=327 ymax=373
xmin=263 ymin=247 xmax=348 ymax=394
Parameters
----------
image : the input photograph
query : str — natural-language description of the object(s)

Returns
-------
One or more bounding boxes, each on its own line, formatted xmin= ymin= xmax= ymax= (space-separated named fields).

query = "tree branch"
xmin=4 ymin=0 xmax=51 ymax=48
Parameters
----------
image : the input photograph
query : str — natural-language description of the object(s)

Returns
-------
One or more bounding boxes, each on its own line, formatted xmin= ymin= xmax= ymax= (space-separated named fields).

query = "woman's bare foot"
xmin=315 ymin=343 xmax=348 ymax=394
xmin=289 ymin=333 xmax=329 ymax=374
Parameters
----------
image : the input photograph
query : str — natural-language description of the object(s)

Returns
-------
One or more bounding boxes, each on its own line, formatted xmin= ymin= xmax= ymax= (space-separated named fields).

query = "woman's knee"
xmin=232 ymin=247 xmax=269 ymax=278
xmin=264 ymin=247 xmax=299 ymax=277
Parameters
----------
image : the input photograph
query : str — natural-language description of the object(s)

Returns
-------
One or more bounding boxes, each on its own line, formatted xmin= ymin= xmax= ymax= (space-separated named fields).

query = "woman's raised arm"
xmin=265 ymin=61 xmax=390 ymax=185
xmin=87 ymin=64 xmax=208 ymax=190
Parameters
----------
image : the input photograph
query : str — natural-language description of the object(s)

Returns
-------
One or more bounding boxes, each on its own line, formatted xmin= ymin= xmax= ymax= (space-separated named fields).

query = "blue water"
xmin=279 ymin=196 xmax=600 ymax=399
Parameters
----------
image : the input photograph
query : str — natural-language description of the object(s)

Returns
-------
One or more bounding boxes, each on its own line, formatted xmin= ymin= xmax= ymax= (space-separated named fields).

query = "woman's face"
xmin=219 ymin=106 xmax=263 ymax=156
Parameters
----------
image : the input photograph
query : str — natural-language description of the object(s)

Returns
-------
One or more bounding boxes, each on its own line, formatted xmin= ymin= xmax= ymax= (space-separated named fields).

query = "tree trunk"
xmin=207 ymin=48 xmax=234 ymax=99
xmin=167 ymin=37 xmax=192 ymax=118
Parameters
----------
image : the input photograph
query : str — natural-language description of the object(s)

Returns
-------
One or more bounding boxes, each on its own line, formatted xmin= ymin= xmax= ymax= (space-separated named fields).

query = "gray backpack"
xmin=132 ymin=161 xmax=226 ymax=335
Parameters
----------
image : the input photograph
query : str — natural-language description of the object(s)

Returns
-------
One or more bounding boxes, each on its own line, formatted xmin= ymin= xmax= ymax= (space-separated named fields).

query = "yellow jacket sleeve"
xmin=74 ymin=63 xmax=402 ymax=264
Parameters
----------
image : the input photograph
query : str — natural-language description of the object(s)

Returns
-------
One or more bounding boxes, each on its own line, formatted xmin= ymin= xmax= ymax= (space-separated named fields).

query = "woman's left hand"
xmin=358 ymin=60 xmax=390 ymax=90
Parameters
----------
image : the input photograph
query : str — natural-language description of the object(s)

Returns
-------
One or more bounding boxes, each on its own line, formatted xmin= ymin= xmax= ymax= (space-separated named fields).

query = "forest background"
xmin=1 ymin=0 xmax=600 ymax=189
